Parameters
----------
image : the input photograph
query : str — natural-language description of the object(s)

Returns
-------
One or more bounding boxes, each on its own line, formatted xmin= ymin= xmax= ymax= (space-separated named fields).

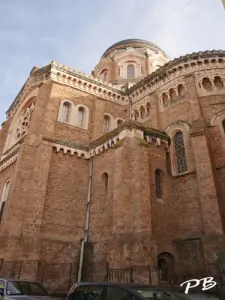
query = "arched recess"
xmin=103 ymin=114 xmax=112 ymax=133
xmin=0 ymin=179 xmax=10 ymax=223
xmin=75 ymin=104 xmax=89 ymax=130
xmin=57 ymin=99 xmax=75 ymax=124
xmin=102 ymin=172 xmax=109 ymax=203
xmin=116 ymin=118 xmax=124 ymax=127
xmin=165 ymin=122 xmax=194 ymax=175
xmin=3 ymin=87 xmax=39 ymax=154
xmin=101 ymin=69 xmax=108 ymax=81
xmin=210 ymin=111 xmax=225 ymax=136
xmin=140 ymin=106 xmax=145 ymax=119
xmin=157 ymin=252 xmax=175 ymax=282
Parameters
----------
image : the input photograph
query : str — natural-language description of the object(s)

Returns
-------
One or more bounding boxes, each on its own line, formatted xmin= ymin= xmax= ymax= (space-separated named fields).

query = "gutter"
xmin=77 ymin=156 xmax=93 ymax=281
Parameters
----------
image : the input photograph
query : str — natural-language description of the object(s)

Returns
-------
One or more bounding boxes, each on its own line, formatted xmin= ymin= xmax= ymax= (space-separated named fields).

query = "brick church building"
xmin=0 ymin=39 xmax=225 ymax=289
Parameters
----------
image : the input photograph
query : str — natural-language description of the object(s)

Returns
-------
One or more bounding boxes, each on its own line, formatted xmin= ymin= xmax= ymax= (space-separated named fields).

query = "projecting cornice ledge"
xmin=45 ymin=121 xmax=170 ymax=159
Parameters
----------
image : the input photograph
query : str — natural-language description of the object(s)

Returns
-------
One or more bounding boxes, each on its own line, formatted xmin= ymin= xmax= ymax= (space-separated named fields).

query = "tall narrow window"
xmin=169 ymin=88 xmax=177 ymax=102
xmin=103 ymin=71 xmax=107 ymax=81
xmin=0 ymin=180 xmax=10 ymax=223
xmin=174 ymin=131 xmax=187 ymax=174
xmin=140 ymin=106 xmax=145 ymax=119
xmin=101 ymin=69 xmax=108 ymax=81
xmin=155 ymin=169 xmax=162 ymax=198
xmin=62 ymin=102 xmax=71 ymax=123
xmin=162 ymin=93 xmax=169 ymax=106
xmin=104 ymin=115 xmax=111 ymax=133
xmin=146 ymin=102 xmax=150 ymax=115
xmin=102 ymin=172 xmax=108 ymax=202
xmin=134 ymin=110 xmax=139 ymax=120
xmin=78 ymin=107 xmax=85 ymax=128
xmin=177 ymin=84 xmax=185 ymax=97
xmin=127 ymin=64 xmax=135 ymax=79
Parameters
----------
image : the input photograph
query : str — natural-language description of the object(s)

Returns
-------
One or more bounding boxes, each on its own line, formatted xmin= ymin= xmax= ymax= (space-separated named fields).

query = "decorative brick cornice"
xmin=6 ymin=61 xmax=128 ymax=119
xmin=50 ymin=61 xmax=127 ymax=105
xmin=0 ymin=154 xmax=18 ymax=173
xmin=0 ymin=143 xmax=21 ymax=162
xmin=50 ymin=121 xmax=170 ymax=159
xmin=6 ymin=50 xmax=225 ymax=121
xmin=128 ymin=50 xmax=225 ymax=102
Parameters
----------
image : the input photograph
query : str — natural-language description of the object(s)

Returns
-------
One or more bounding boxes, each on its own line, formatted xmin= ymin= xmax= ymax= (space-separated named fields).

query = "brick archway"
xmin=157 ymin=252 xmax=175 ymax=283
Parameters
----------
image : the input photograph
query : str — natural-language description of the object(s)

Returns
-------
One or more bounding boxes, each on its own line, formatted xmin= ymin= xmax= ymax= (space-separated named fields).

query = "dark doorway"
xmin=157 ymin=252 xmax=175 ymax=283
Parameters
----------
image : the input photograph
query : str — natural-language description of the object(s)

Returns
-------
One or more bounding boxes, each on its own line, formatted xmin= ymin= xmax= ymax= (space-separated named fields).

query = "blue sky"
xmin=0 ymin=0 xmax=225 ymax=124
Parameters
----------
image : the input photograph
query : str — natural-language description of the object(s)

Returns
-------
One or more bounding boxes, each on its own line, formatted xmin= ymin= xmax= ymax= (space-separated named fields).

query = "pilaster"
xmin=185 ymin=74 xmax=202 ymax=120
xmin=190 ymin=119 xmax=223 ymax=235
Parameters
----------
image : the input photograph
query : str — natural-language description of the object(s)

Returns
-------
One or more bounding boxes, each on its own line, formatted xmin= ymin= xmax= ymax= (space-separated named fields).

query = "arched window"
xmin=202 ymin=77 xmax=213 ymax=91
xmin=140 ymin=106 xmax=145 ymax=119
xmin=103 ymin=71 xmax=107 ymax=81
xmin=101 ymin=69 xmax=108 ymax=81
xmin=155 ymin=169 xmax=162 ymax=199
xmin=104 ymin=115 xmax=111 ymax=133
xmin=0 ymin=180 xmax=10 ymax=223
xmin=62 ymin=102 xmax=71 ymax=123
xmin=146 ymin=102 xmax=150 ymax=115
xmin=78 ymin=106 xmax=86 ymax=128
xmin=117 ymin=119 xmax=123 ymax=126
xmin=214 ymin=76 xmax=224 ymax=89
xmin=162 ymin=93 xmax=169 ymax=106
xmin=222 ymin=120 xmax=225 ymax=133
xmin=174 ymin=131 xmax=187 ymax=174
xmin=134 ymin=110 xmax=139 ymax=120
xmin=102 ymin=172 xmax=108 ymax=202
xmin=127 ymin=64 xmax=135 ymax=79
xmin=169 ymin=88 xmax=177 ymax=102
xmin=177 ymin=84 xmax=185 ymax=97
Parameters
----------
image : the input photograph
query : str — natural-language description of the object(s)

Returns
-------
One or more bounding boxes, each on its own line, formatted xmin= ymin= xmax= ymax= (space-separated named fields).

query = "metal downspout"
xmin=128 ymin=96 xmax=132 ymax=120
xmin=77 ymin=156 xmax=93 ymax=282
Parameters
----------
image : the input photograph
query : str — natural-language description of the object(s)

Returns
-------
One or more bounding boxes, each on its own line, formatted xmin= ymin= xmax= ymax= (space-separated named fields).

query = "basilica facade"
xmin=0 ymin=39 xmax=225 ymax=289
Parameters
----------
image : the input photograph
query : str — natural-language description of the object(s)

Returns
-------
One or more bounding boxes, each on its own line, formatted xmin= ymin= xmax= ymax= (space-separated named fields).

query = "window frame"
xmin=127 ymin=64 xmax=135 ymax=79
xmin=173 ymin=131 xmax=188 ymax=174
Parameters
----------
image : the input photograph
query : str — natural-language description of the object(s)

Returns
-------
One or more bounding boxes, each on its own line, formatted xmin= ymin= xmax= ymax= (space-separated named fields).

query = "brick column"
xmin=130 ymin=137 xmax=152 ymax=233
xmin=110 ymin=56 xmax=116 ymax=82
xmin=150 ymin=92 xmax=160 ymax=129
xmin=185 ymin=74 xmax=202 ymax=120
xmin=112 ymin=131 xmax=151 ymax=233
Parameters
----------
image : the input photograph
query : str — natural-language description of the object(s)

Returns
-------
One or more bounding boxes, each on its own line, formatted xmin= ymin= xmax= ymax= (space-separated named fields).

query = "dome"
xmin=92 ymin=38 xmax=169 ymax=87
xmin=101 ymin=39 xmax=168 ymax=59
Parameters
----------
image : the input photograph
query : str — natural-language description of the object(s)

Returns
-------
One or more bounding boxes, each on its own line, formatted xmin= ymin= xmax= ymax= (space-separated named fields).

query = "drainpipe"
xmin=77 ymin=156 xmax=93 ymax=282
xmin=128 ymin=96 xmax=132 ymax=120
